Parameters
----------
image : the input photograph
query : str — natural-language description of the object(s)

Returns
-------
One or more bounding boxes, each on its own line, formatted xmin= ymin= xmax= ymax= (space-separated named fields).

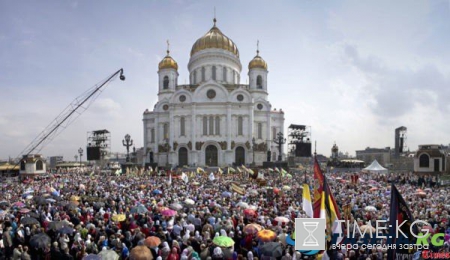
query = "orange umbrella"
xmin=243 ymin=223 xmax=263 ymax=234
xmin=257 ymin=229 xmax=277 ymax=242
xmin=144 ymin=236 xmax=161 ymax=247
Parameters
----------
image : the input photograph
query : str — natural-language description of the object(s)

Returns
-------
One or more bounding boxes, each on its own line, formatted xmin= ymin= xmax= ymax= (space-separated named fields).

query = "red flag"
xmin=313 ymin=157 xmax=325 ymax=218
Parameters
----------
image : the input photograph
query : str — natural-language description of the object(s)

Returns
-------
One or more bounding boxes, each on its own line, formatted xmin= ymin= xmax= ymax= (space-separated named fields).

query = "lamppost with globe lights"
xmin=78 ymin=147 xmax=83 ymax=166
xmin=164 ymin=138 xmax=170 ymax=168
xmin=122 ymin=134 xmax=133 ymax=163
xmin=252 ymin=137 xmax=256 ymax=166
xmin=273 ymin=132 xmax=286 ymax=161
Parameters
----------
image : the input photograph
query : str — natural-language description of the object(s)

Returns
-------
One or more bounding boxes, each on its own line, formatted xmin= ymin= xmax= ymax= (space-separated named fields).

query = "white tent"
xmin=362 ymin=160 xmax=388 ymax=174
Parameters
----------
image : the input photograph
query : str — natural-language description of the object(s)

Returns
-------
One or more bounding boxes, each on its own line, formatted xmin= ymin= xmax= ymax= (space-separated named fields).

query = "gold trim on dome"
xmin=158 ymin=52 xmax=178 ymax=70
xmin=248 ymin=54 xmax=267 ymax=70
xmin=190 ymin=20 xmax=239 ymax=57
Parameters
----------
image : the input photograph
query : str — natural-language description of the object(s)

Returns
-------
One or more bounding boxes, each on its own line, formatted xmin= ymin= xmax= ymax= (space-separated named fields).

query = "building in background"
xmin=48 ymin=156 xmax=63 ymax=169
xmin=356 ymin=147 xmax=391 ymax=167
xmin=414 ymin=144 xmax=448 ymax=174
xmin=143 ymin=19 xmax=285 ymax=167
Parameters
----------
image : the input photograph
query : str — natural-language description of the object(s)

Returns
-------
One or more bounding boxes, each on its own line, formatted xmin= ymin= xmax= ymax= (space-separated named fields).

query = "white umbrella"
xmin=249 ymin=189 xmax=258 ymax=196
xmin=236 ymin=202 xmax=249 ymax=209
xmin=184 ymin=199 xmax=195 ymax=205
xmin=274 ymin=216 xmax=289 ymax=223
xmin=98 ymin=249 xmax=119 ymax=260
xmin=365 ymin=206 xmax=377 ymax=212
xmin=248 ymin=205 xmax=258 ymax=210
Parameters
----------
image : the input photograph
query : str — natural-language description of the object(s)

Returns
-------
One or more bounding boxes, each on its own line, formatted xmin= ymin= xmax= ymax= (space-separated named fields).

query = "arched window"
xmin=215 ymin=116 xmax=220 ymax=135
xmin=163 ymin=76 xmax=169 ymax=89
xmin=256 ymin=75 xmax=263 ymax=89
xmin=180 ymin=117 xmax=185 ymax=136
xmin=203 ymin=116 xmax=208 ymax=135
xmin=272 ymin=127 xmax=277 ymax=140
xmin=36 ymin=160 xmax=43 ymax=171
xmin=193 ymin=70 xmax=197 ymax=84
xmin=212 ymin=66 xmax=217 ymax=80
xmin=20 ymin=160 xmax=26 ymax=171
xmin=258 ymin=123 xmax=262 ymax=139
xmin=163 ymin=123 xmax=169 ymax=140
xmin=419 ymin=154 xmax=429 ymax=168
xmin=201 ymin=67 xmax=205 ymax=82
xmin=209 ymin=115 xmax=214 ymax=135
xmin=223 ymin=67 xmax=227 ymax=82
xmin=150 ymin=129 xmax=155 ymax=143
xmin=238 ymin=116 xmax=243 ymax=135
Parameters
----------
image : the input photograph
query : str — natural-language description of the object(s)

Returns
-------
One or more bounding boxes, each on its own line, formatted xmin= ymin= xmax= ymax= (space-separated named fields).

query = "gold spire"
xmin=213 ymin=7 xmax=216 ymax=26
xmin=166 ymin=39 xmax=170 ymax=55
xmin=257 ymin=40 xmax=259 ymax=55
xmin=159 ymin=40 xmax=178 ymax=70
xmin=248 ymin=40 xmax=267 ymax=70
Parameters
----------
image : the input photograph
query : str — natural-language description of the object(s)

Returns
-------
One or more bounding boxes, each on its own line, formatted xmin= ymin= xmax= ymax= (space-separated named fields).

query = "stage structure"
xmin=394 ymin=126 xmax=407 ymax=159
xmin=87 ymin=130 xmax=111 ymax=161
xmin=288 ymin=124 xmax=311 ymax=157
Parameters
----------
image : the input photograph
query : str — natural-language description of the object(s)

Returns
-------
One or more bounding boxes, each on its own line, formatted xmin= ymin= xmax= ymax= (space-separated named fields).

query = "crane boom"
xmin=14 ymin=68 xmax=125 ymax=164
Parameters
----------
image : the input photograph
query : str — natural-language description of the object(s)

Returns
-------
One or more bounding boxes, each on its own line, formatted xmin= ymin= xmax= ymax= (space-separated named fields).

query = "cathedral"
xmin=142 ymin=19 xmax=285 ymax=167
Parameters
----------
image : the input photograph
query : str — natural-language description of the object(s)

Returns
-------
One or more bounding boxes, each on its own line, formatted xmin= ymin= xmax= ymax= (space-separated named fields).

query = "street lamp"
xmin=164 ymin=138 xmax=169 ymax=168
xmin=252 ymin=137 xmax=256 ymax=166
xmin=273 ymin=132 xmax=286 ymax=161
xmin=78 ymin=147 xmax=83 ymax=166
xmin=122 ymin=134 xmax=133 ymax=163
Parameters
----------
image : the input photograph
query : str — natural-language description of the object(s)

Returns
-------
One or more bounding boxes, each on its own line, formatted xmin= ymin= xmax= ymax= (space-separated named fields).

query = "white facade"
xmin=143 ymin=20 xmax=285 ymax=167
xmin=19 ymin=154 xmax=47 ymax=176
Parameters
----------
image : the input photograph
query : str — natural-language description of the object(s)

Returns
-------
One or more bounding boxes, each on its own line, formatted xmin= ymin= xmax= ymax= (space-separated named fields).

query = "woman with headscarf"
xmin=212 ymin=247 xmax=224 ymax=260
xmin=167 ymin=247 xmax=180 ymax=260
xmin=247 ymin=251 xmax=254 ymax=260
xmin=180 ymin=248 xmax=190 ymax=260
xmin=195 ymin=231 xmax=203 ymax=241
xmin=172 ymin=240 xmax=181 ymax=255
xmin=220 ymin=229 xmax=227 ymax=237
xmin=160 ymin=242 xmax=171 ymax=260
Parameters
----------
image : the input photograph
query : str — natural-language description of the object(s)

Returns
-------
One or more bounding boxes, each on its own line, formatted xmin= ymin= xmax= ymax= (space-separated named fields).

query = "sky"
xmin=1 ymin=0 xmax=449 ymax=161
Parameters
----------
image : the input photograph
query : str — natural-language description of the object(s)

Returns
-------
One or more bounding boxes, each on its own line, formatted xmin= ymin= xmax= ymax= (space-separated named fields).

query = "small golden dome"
xmin=190 ymin=19 xmax=239 ymax=57
xmin=158 ymin=50 xmax=178 ymax=70
xmin=248 ymin=51 xmax=267 ymax=70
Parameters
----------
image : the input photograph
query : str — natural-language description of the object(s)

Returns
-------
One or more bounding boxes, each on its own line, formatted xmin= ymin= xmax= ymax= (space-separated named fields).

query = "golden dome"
xmin=158 ymin=51 xmax=178 ymax=70
xmin=190 ymin=19 xmax=239 ymax=57
xmin=248 ymin=51 xmax=267 ymax=70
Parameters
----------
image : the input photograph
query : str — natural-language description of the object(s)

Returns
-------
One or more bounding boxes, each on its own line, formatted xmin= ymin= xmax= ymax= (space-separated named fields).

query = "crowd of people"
xmin=0 ymin=167 xmax=449 ymax=260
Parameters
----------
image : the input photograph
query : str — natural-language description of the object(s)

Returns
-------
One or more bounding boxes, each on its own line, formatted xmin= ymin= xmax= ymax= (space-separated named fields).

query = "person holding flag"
xmin=312 ymin=156 xmax=344 ymax=258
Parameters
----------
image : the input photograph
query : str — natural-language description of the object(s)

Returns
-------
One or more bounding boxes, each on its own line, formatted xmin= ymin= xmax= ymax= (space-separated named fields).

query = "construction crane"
xmin=10 ymin=68 xmax=125 ymax=169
